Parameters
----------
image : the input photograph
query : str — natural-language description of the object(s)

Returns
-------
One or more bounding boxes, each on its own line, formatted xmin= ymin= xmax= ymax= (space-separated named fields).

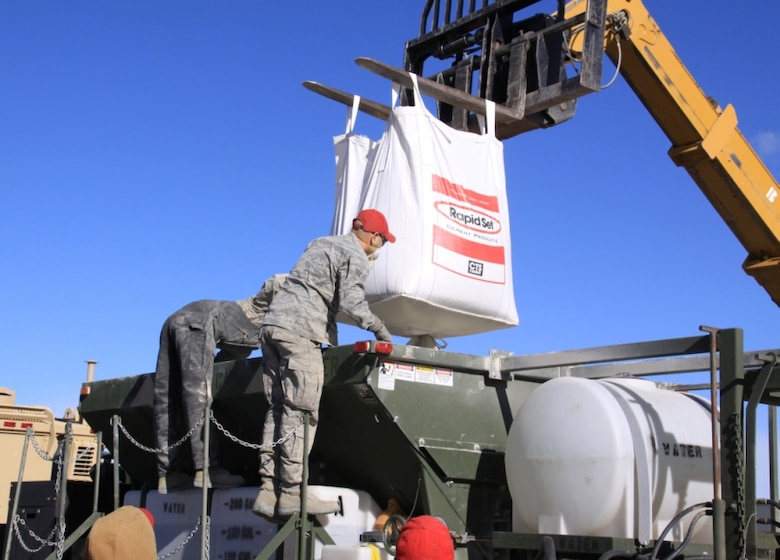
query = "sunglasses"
xmin=373 ymin=233 xmax=388 ymax=246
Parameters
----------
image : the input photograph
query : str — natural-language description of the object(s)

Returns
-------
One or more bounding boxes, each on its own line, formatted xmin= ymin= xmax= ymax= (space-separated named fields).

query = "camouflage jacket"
xmin=262 ymin=233 xmax=390 ymax=345
xmin=236 ymin=273 xmax=288 ymax=326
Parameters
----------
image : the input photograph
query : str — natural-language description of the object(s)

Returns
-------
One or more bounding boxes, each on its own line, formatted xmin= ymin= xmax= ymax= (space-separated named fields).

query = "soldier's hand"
xmin=374 ymin=325 xmax=392 ymax=342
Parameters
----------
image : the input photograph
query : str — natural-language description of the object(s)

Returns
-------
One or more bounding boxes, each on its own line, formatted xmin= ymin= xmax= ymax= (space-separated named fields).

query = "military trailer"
xmin=60 ymin=327 xmax=780 ymax=560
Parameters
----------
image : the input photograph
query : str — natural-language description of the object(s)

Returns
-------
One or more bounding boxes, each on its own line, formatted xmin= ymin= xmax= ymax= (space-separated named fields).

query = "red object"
xmin=374 ymin=341 xmax=393 ymax=355
xmin=139 ymin=507 xmax=155 ymax=527
xmin=396 ymin=515 xmax=454 ymax=560
xmin=354 ymin=209 xmax=396 ymax=243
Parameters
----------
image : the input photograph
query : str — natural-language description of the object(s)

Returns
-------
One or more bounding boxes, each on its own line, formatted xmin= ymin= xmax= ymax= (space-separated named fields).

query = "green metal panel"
xmin=78 ymin=358 xmax=268 ymax=486
xmin=310 ymin=344 xmax=540 ymax=544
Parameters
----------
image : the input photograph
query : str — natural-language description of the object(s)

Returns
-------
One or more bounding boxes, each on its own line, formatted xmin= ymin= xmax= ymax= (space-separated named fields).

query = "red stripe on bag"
xmin=433 ymin=225 xmax=505 ymax=264
xmin=431 ymin=175 xmax=499 ymax=213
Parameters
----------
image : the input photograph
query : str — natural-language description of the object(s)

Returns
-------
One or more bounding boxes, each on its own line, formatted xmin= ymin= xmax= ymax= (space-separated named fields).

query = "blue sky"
xmin=2 ymin=0 xmax=779 ymax=427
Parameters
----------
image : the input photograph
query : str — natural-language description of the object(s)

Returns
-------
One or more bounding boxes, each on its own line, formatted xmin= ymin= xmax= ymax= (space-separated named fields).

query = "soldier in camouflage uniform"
xmin=253 ymin=209 xmax=395 ymax=520
xmin=153 ymin=274 xmax=287 ymax=494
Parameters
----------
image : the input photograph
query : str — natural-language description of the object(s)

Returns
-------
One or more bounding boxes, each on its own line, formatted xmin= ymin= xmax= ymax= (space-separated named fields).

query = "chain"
xmin=26 ymin=427 xmax=96 ymax=465
xmin=55 ymin=519 xmax=66 ymax=560
xmin=205 ymin=514 xmax=210 ymax=559
xmin=50 ymin=443 xmax=66 ymax=560
xmin=28 ymin=430 xmax=57 ymax=462
xmin=70 ymin=442 xmax=98 ymax=463
xmin=54 ymin=453 xmax=63 ymax=496
xmin=209 ymin=409 xmax=302 ymax=450
xmin=116 ymin=409 xmax=300 ymax=456
xmin=14 ymin=426 xmax=77 ymax=560
xmin=13 ymin=515 xmax=57 ymax=552
xmin=117 ymin=414 xmax=203 ymax=454
xmin=157 ymin=517 xmax=202 ymax=560
xmin=729 ymin=413 xmax=747 ymax=558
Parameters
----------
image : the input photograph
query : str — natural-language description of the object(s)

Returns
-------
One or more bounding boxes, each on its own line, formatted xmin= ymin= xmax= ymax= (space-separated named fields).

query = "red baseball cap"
xmin=396 ymin=516 xmax=454 ymax=560
xmin=354 ymin=209 xmax=396 ymax=243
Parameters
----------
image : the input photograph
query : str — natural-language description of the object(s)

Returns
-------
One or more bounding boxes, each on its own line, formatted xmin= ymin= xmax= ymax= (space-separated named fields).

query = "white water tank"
xmin=505 ymin=377 xmax=715 ymax=544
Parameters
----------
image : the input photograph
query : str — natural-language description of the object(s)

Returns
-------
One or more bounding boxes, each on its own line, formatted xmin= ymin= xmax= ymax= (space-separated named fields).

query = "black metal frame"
xmin=403 ymin=0 xmax=607 ymax=138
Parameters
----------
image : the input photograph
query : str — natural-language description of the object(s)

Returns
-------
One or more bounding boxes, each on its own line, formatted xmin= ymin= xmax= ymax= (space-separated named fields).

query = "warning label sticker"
xmin=377 ymin=361 xmax=454 ymax=389
xmin=378 ymin=361 xmax=396 ymax=390
xmin=434 ymin=368 xmax=454 ymax=387
xmin=395 ymin=362 xmax=416 ymax=382
xmin=415 ymin=365 xmax=436 ymax=384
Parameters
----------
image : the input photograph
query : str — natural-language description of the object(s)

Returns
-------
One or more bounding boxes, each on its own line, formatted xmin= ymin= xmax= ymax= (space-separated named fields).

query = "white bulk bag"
xmin=330 ymin=95 xmax=380 ymax=236
xmin=361 ymin=74 xmax=518 ymax=338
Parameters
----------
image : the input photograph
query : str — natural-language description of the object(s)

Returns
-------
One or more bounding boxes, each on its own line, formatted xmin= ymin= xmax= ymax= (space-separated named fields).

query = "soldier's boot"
xmin=277 ymin=486 xmax=340 ymax=518
xmin=193 ymin=469 xmax=211 ymax=489
xmin=252 ymin=478 xmax=278 ymax=520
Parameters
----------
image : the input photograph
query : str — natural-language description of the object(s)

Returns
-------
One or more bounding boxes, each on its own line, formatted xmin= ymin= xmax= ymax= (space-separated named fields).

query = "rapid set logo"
xmin=430 ymin=174 xmax=507 ymax=284
xmin=435 ymin=202 xmax=501 ymax=234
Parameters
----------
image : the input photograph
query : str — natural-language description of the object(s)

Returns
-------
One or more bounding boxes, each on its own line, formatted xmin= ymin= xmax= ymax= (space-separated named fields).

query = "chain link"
xmin=51 ymin=441 xmax=67 ymax=558
xmin=115 ymin=408 xmax=302 ymax=458
xmin=26 ymin=426 xmax=97 ymax=466
xmin=54 ymin=454 xmax=63 ymax=496
xmin=209 ymin=409 xmax=302 ymax=450
xmin=116 ymin=414 xmax=203 ymax=454
xmin=205 ymin=514 xmax=210 ymax=559
xmin=13 ymin=428 xmax=70 ymax=558
xmin=28 ymin=429 xmax=58 ymax=462
xmin=12 ymin=515 xmax=58 ymax=552
xmin=55 ymin=519 xmax=66 ymax=560
xmin=11 ymin=516 xmax=66 ymax=558
xmin=157 ymin=517 xmax=202 ymax=559
xmin=730 ymin=414 xmax=747 ymax=558
xmin=71 ymin=442 xmax=98 ymax=463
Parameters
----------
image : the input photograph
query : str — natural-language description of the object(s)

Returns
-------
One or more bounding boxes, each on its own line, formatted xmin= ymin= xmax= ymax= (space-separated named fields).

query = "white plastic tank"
xmin=505 ymin=377 xmax=715 ymax=544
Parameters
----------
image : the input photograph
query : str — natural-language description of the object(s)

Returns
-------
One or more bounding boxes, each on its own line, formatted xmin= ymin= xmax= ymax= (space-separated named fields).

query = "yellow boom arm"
xmin=566 ymin=0 xmax=780 ymax=305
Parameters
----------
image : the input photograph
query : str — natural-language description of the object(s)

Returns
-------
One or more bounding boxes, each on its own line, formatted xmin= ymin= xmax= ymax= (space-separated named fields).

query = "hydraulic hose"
xmin=662 ymin=510 xmax=709 ymax=560
xmin=649 ymin=502 xmax=711 ymax=560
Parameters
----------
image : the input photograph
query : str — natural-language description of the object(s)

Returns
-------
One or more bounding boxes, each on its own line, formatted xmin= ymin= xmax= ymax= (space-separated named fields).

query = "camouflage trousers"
xmin=258 ymin=325 xmax=324 ymax=492
xmin=153 ymin=318 xmax=216 ymax=478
